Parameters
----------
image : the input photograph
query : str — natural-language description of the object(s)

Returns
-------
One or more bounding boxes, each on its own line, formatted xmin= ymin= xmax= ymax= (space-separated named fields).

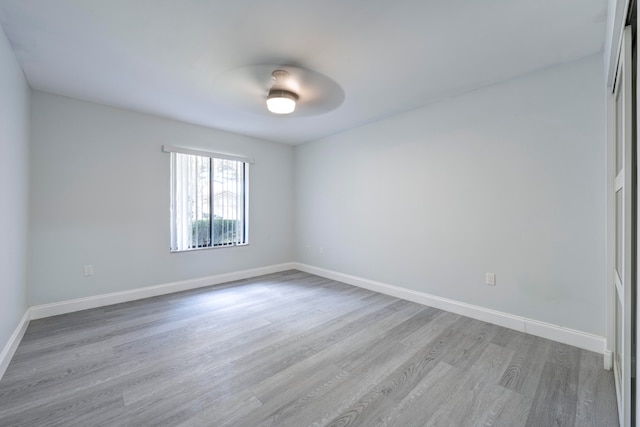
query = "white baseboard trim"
xmin=5 ymin=261 xmax=610 ymax=378
xmin=0 ymin=309 xmax=31 ymax=380
xmin=30 ymin=262 xmax=297 ymax=320
xmin=293 ymin=263 xmax=607 ymax=355
xmin=603 ymin=350 xmax=613 ymax=370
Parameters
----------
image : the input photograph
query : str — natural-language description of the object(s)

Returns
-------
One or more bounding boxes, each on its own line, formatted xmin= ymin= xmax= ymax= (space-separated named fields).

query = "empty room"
xmin=0 ymin=0 xmax=634 ymax=426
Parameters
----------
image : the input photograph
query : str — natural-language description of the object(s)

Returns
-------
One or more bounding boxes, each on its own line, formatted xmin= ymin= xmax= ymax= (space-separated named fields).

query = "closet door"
xmin=613 ymin=25 xmax=633 ymax=427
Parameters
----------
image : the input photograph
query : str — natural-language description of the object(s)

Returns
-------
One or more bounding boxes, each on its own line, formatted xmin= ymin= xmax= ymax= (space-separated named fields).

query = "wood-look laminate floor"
xmin=0 ymin=270 xmax=618 ymax=426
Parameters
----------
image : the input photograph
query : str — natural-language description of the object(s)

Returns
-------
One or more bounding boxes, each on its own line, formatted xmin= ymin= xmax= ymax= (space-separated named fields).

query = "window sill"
xmin=170 ymin=243 xmax=249 ymax=253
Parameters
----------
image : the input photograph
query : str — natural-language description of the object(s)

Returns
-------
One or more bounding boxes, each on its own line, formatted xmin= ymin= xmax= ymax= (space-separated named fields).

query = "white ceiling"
xmin=0 ymin=0 xmax=607 ymax=145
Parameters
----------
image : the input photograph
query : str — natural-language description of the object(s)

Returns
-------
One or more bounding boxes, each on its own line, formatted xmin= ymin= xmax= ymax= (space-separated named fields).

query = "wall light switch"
xmin=84 ymin=265 xmax=94 ymax=277
xmin=485 ymin=273 xmax=495 ymax=286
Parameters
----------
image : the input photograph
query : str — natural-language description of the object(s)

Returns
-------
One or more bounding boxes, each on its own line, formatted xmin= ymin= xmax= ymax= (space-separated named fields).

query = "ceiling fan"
xmin=212 ymin=63 xmax=345 ymax=117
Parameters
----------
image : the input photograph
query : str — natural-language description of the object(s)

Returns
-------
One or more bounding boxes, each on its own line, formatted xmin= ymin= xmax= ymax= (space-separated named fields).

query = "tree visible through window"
xmin=168 ymin=149 xmax=249 ymax=252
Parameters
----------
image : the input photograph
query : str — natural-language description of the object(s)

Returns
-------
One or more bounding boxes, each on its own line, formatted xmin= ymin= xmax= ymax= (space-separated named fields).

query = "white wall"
xmin=29 ymin=92 xmax=294 ymax=305
xmin=0 ymin=25 xmax=30 ymax=348
xmin=24 ymin=53 xmax=608 ymax=339
xmin=295 ymin=54 xmax=606 ymax=336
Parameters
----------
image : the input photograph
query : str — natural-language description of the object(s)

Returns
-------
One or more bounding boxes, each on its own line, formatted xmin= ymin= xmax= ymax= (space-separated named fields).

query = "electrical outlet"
xmin=84 ymin=265 xmax=94 ymax=277
xmin=485 ymin=273 xmax=495 ymax=286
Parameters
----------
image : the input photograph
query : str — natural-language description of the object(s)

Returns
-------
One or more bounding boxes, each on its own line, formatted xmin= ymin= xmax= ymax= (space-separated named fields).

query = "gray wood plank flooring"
xmin=0 ymin=270 xmax=618 ymax=426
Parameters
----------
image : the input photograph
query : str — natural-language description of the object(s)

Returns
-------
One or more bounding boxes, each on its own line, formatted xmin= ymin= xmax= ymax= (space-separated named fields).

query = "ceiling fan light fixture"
xmin=266 ymin=70 xmax=298 ymax=114
xmin=267 ymin=88 xmax=298 ymax=114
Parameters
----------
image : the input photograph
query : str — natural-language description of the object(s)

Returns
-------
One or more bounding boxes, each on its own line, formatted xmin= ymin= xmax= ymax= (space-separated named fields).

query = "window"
xmin=163 ymin=145 xmax=251 ymax=252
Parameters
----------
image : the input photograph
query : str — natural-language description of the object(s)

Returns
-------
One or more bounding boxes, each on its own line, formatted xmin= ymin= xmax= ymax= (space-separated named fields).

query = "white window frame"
xmin=162 ymin=145 xmax=253 ymax=252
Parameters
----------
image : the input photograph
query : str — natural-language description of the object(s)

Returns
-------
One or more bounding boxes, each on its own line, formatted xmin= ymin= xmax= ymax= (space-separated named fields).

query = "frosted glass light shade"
xmin=266 ymin=89 xmax=298 ymax=114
